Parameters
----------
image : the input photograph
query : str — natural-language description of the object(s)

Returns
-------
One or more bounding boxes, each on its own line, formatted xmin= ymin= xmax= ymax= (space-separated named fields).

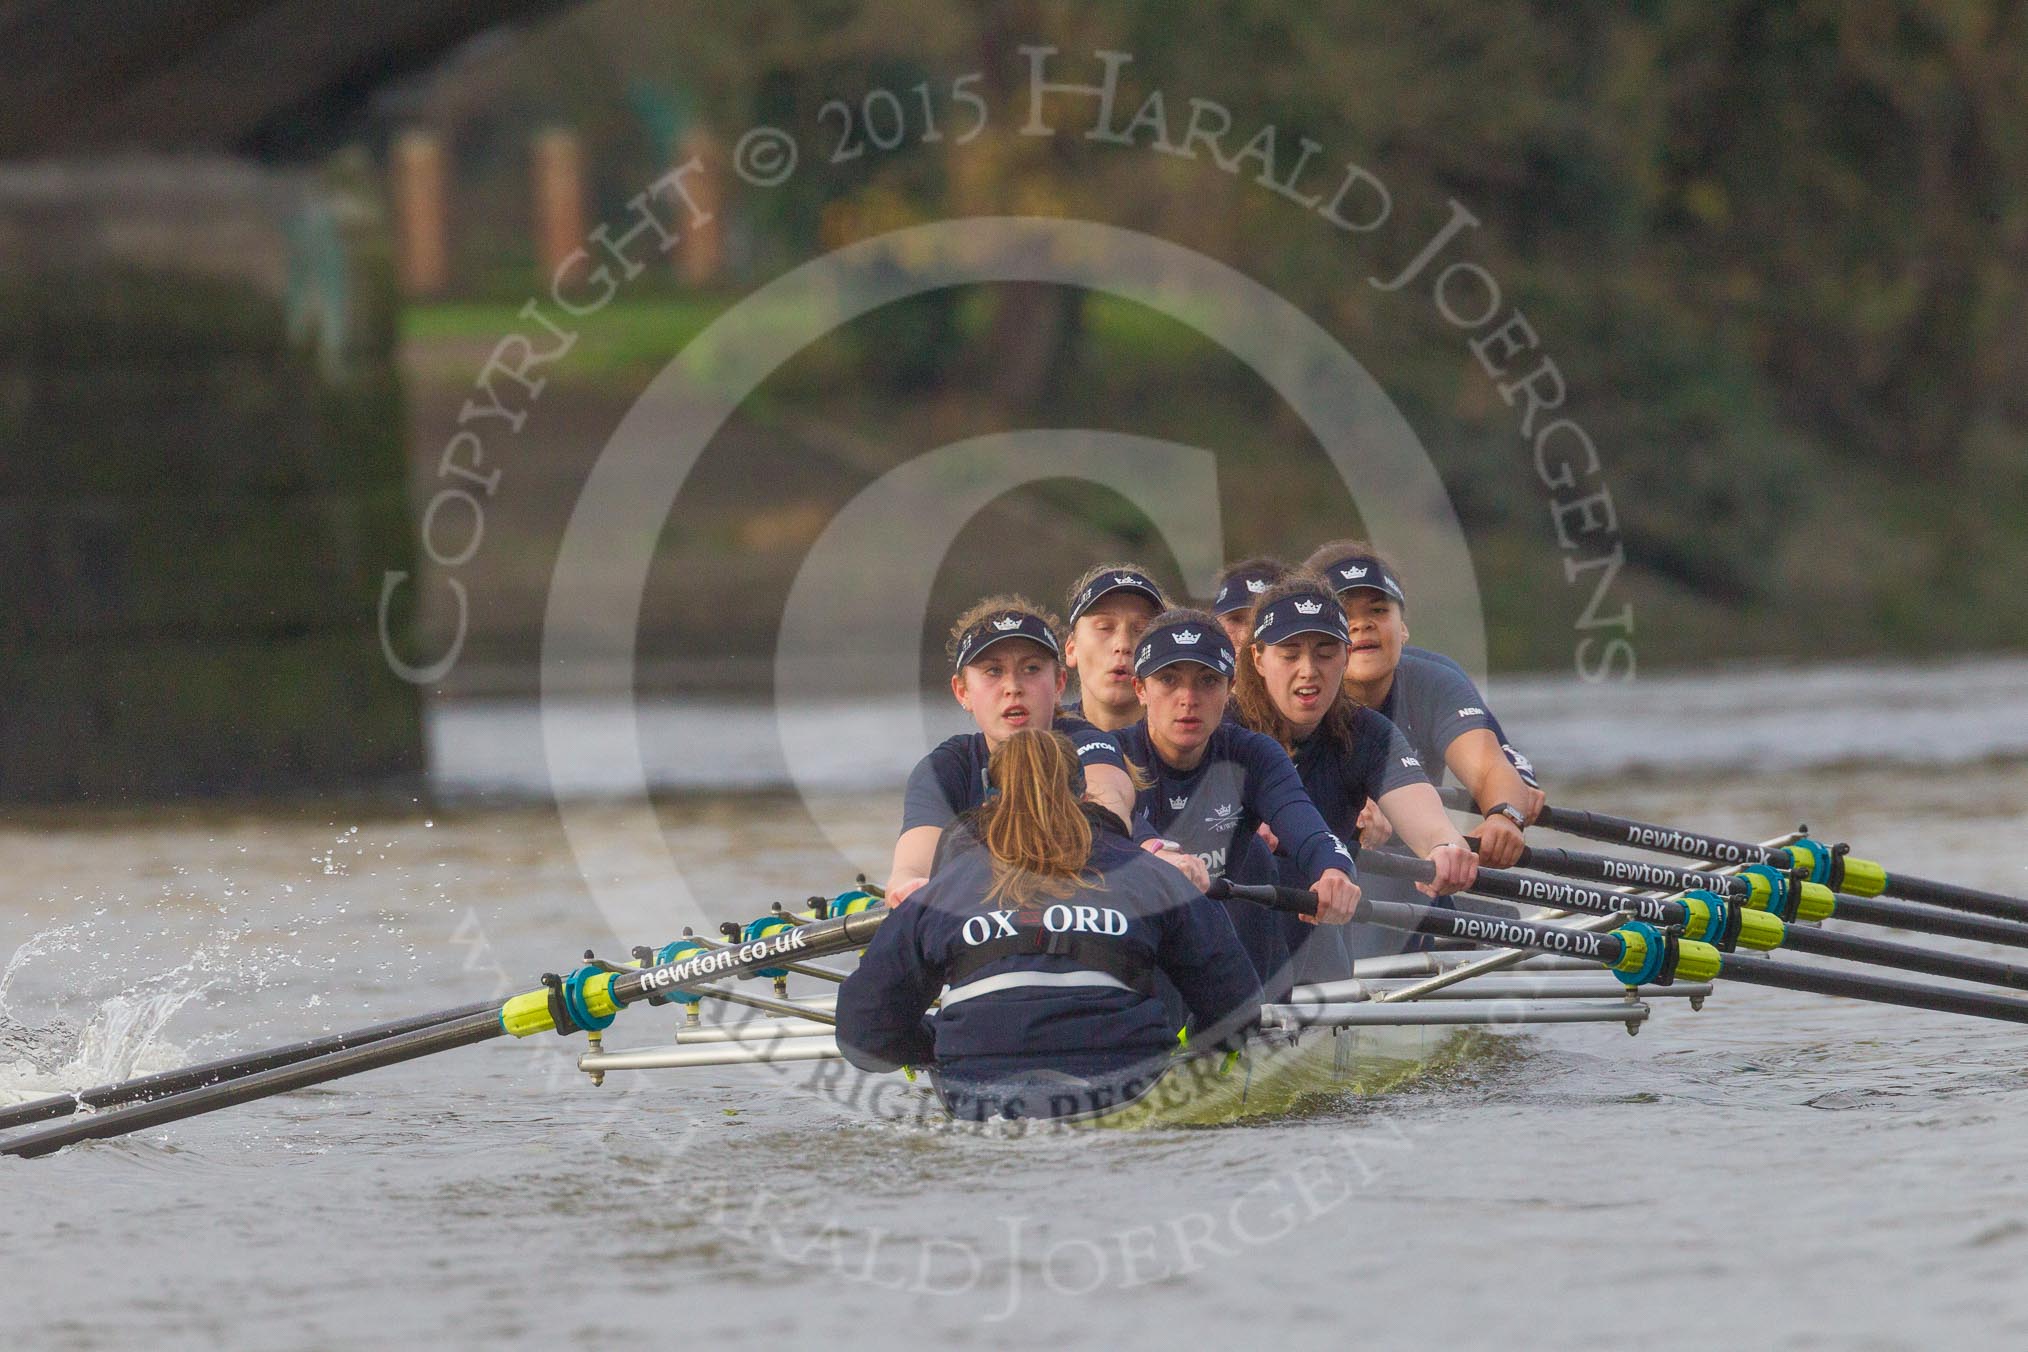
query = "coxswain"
xmin=1115 ymin=608 xmax=1361 ymax=998
xmin=1303 ymin=540 xmax=1543 ymax=866
xmin=1060 ymin=563 xmax=1167 ymax=732
xmin=1234 ymin=574 xmax=1479 ymax=981
xmin=838 ymin=729 xmax=1263 ymax=1123
xmin=886 ymin=596 xmax=1204 ymax=905
xmin=1208 ymin=556 xmax=1288 ymax=656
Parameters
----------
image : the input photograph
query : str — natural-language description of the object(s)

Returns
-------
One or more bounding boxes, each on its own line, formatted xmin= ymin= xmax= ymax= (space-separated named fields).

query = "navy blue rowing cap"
xmin=1252 ymin=590 xmax=1351 ymax=646
xmin=1211 ymin=564 xmax=1284 ymax=615
xmin=1068 ymin=568 xmax=1165 ymax=625
xmin=1318 ymin=553 xmax=1407 ymax=604
xmin=1134 ymin=619 xmax=1236 ymax=678
xmin=953 ymin=610 xmax=1062 ymax=670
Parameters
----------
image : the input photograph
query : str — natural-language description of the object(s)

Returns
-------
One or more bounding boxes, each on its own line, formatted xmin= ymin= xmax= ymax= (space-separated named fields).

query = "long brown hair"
xmin=1232 ymin=572 xmax=1364 ymax=754
xmin=976 ymin=729 xmax=1096 ymax=909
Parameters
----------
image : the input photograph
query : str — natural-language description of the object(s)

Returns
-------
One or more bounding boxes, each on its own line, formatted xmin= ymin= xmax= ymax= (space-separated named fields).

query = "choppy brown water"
xmin=4 ymin=666 xmax=2028 ymax=1350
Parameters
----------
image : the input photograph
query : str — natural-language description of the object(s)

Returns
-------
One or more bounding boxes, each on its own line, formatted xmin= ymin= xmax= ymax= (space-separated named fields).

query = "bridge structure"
xmin=0 ymin=1 xmax=569 ymax=801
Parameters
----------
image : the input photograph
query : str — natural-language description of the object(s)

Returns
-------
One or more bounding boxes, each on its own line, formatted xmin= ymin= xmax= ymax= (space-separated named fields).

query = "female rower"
xmin=1235 ymin=574 xmax=1479 ymax=980
xmin=886 ymin=596 xmax=1204 ymax=905
xmin=1060 ymin=563 xmax=1167 ymax=732
xmin=1115 ymin=609 xmax=1361 ymax=998
xmin=1209 ymin=556 xmax=1288 ymax=656
xmin=838 ymin=729 xmax=1263 ymax=1123
xmin=1303 ymin=540 xmax=1543 ymax=866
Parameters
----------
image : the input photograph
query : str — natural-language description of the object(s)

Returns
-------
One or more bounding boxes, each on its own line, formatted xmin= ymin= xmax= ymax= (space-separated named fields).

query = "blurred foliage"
xmin=378 ymin=0 xmax=2028 ymax=664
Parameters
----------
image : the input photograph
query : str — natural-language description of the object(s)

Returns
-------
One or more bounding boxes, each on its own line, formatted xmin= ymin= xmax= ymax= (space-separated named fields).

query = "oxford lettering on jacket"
xmin=959 ymin=906 xmax=1132 ymax=945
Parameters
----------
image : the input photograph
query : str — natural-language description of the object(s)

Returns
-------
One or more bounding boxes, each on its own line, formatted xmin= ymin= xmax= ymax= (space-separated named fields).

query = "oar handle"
xmin=1205 ymin=878 xmax=1319 ymax=916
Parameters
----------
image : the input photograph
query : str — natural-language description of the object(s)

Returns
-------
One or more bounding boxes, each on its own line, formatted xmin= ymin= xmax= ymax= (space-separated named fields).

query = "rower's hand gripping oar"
xmin=1207 ymin=877 xmax=1720 ymax=989
xmin=2 ymin=903 xmax=889 ymax=1160
xmin=1437 ymin=786 xmax=2028 ymax=925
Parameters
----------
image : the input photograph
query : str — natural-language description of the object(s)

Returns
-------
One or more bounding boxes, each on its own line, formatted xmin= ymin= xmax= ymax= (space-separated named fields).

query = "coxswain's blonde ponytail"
xmin=978 ymin=730 xmax=1095 ymax=909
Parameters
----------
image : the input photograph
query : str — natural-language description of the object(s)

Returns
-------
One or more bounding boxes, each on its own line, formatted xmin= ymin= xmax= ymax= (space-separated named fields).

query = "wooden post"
xmin=531 ymin=128 xmax=586 ymax=284
xmin=391 ymin=129 xmax=448 ymax=297
xmin=677 ymin=126 xmax=722 ymax=286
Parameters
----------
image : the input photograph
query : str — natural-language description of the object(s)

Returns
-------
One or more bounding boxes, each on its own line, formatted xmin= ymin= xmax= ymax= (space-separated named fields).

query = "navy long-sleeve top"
xmin=900 ymin=716 xmax=1129 ymax=832
xmin=1113 ymin=721 xmax=1354 ymax=996
xmin=1114 ymin=721 xmax=1355 ymax=887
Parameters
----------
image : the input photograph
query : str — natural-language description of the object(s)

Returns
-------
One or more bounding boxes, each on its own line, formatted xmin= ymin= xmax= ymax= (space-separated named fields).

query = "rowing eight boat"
xmin=19 ymin=812 xmax=2028 ymax=1155
xmin=573 ymin=951 xmax=1718 ymax=1129
xmin=568 ymin=830 xmax=1778 ymax=1130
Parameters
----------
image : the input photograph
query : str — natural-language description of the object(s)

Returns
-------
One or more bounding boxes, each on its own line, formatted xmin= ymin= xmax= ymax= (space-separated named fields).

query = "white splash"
xmin=0 ymin=927 xmax=223 ymax=1108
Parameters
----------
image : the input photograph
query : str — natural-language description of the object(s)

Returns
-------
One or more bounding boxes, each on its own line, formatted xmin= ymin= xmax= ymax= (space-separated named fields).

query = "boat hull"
xmin=1076 ymin=1021 xmax=1474 ymax=1129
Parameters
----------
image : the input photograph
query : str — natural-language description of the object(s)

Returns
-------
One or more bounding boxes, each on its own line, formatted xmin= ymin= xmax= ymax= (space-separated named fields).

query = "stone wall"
xmin=0 ymin=156 xmax=424 ymax=802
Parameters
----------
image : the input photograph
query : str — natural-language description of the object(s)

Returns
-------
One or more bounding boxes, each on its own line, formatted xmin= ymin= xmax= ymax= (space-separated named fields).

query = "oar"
xmin=1359 ymin=851 xmax=2028 ymax=994
xmin=1218 ymin=879 xmax=2028 ymax=1027
xmin=1211 ymin=878 xmax=1717 ymax=985
xmin=1437 ymin=787 xmax=2028 ymax=925
xmin=2 ymin=908 xmax=887 ymax=1160
xmin=0 ymin=999 xmax=502 ymax=1132
xmin=1475 ymin=840 xmax=2028 ymax=953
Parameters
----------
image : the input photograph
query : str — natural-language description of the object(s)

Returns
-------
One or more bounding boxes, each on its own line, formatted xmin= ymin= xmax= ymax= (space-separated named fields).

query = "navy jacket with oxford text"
xmin=836 ymin=811 xmax=1262 ymax=1084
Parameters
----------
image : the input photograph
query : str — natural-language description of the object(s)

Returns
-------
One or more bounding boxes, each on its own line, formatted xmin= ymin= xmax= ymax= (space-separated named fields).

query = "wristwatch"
xmin=1484 ymin=802 xmax=1528 ymax=832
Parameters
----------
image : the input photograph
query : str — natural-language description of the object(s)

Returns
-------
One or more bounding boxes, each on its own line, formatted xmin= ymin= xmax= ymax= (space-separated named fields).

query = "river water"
xmin=5 ymin=657 xmax=2028 ymax=1350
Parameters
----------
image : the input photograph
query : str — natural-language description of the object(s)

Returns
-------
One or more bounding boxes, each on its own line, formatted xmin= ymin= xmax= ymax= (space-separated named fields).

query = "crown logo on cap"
xmin=1246 ymin=578 xmax=1267 ymax=593
xmin=992 ymin=616 xmax=1024 ymax=631
xmin=1173 ymin=629 xmax=1200 ymax=644
xmin=1113 ymin=573 xmax=1138 ymax=586
xmin=1293 ymin=598 xmax=1324 ymax=615
xmin=1338 ymin=564 xmax=1370 ymax=580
